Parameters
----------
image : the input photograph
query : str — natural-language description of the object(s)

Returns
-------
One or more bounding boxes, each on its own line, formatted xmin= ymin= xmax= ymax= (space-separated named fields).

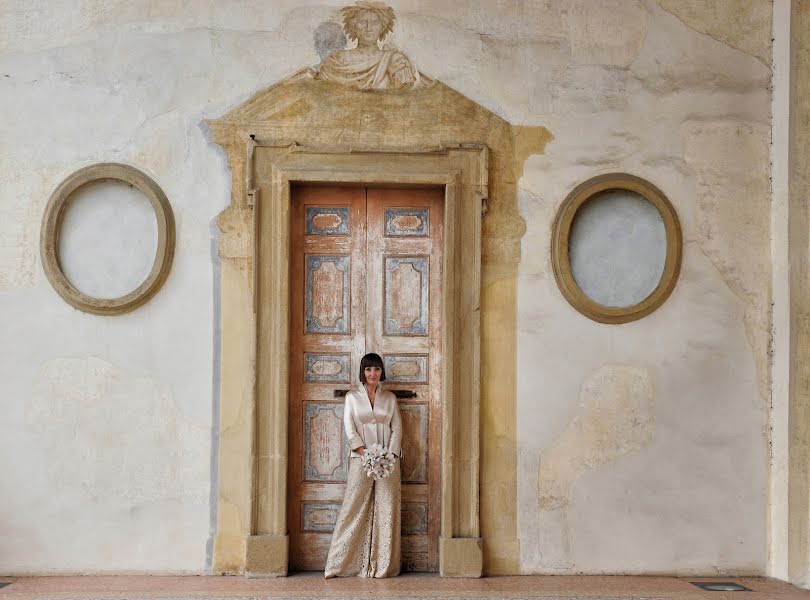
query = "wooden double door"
xmin=288 ymin=185 xmax=443 ymax=572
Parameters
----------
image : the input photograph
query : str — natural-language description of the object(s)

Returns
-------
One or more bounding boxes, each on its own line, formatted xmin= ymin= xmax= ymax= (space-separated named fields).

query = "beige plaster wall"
xmin=0 ymin=0 xmax=775 ymax=575
xmin=517 ymin=0 xmax=773 ymax=574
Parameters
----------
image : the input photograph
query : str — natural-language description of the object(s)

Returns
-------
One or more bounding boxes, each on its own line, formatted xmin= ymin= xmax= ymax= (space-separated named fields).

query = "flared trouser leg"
xmin=324 ymin=458 xmax=401 ymax=578
xmin=324 ymin=458 xmax=374 ymax=578
xmin=366 ymin=459 xmax=401 ymax=577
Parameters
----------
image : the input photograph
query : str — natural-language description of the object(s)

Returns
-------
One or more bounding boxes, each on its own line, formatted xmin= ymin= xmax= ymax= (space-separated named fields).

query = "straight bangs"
xmin=359 ymin=352 xmax=386 ymax=383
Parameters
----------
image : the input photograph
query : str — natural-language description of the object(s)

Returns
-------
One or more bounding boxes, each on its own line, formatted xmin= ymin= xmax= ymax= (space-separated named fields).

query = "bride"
xmin=323 ymin=352 xmax=403 ymax=578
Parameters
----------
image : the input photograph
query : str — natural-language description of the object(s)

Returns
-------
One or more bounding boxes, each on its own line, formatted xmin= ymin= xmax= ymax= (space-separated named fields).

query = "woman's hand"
xmin=358 ymin=446 xmax=366 ymax=456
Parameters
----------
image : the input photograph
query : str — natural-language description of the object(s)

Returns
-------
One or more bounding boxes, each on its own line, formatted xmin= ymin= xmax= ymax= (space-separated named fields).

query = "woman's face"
xmin=364 ymin=365 xmax=382 ymax=386
xmin=354 ymin=12 xmax=385 ymax=47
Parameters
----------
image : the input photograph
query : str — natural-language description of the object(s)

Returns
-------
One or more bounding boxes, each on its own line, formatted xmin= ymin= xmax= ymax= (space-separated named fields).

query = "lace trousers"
xmin=324 ymin=457 xmax=401 ymax=578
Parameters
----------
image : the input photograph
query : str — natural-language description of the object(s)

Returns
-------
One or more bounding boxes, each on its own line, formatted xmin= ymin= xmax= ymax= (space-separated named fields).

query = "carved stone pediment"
xmin=210 ymin=73 xmax=502 ymax=151
xmin=208 ymin=75 xmax=550 ymax=265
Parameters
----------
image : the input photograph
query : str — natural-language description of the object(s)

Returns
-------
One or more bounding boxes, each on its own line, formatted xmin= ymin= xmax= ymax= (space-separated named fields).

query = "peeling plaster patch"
xmin=565 ymin=0 xmax=650 ymax=67
xmin=0 ymin=196 xmax=37 ymax=290
xmin=391 ymin=10 xmax=570 ymax=122
xmin=550 ymin=66 xmax=629 ymax=114
xmin=512 ymin=126 xmax=554 ymax=183
xmin=630 ymin=4 xmax=770 ymax=95
xmin=132 ymin=110 xmax=190 ymax=176
xmin=539 ymin=364 xmax=655 ymax=507
xmin=654 ymin=0 xmax=772 ymax=66
xmin=0 ymin=1 xmax=316 ymax=55
xmin=471 ymin=37 xmax=568 ymax=119
xmin=27 ymin=357 xmax=208 ymax=504
xmin=523 ymin=116 xmax=645 ymax=200
xmin=517 ymin=187 xmax=554 ymax=281
xmin=683 ymin=120 xmax=771 ymax=406
xmin=537 ymin=365 xmax=654 ymax=568
xmin=313 ymin=21 xmax=346 ymax=63
xmin=397 ymin=1 xmax=568 ymax=41
xmin=0 ymin=163 xmax=48 ymax=291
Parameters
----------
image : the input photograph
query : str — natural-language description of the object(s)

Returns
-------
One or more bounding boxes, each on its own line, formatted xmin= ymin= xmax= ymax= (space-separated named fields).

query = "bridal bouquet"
xmin=361 ymin=443 xmax=396 ymax=480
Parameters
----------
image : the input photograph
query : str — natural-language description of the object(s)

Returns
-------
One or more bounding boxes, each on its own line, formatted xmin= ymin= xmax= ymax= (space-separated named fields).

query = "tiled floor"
xmin=0 ymin=575 xmax=808 ymax=600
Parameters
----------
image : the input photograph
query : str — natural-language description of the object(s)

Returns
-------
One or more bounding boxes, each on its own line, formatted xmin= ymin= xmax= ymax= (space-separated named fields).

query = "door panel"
xmin=289 ymin=186 xmax=366 ymax=571
xmin=367 ymin=188 xmax=443 ymax=572
xmin=303 ymin=402 xmax=347 ymax=482
xmin=399 ymin=403 xmax=429 ymax=483
xmin=305 ymin=255 xmax=351 ymax=334
xmin=289 ymin=185 xmax=443 ymax=572
xmin=383 ymin=256 xmax=429 ymax=335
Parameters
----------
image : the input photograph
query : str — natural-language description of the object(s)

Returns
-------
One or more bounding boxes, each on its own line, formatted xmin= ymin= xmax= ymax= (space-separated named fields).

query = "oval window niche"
xmin=551 ymin=174 xmax=682 ymax=324
xmin=40 ymin=163 xmax=175 ymax=316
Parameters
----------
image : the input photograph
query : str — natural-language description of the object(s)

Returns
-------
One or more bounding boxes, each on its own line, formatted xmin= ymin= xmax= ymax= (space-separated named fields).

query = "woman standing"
xmin=324 ymin=352 xmax=403 ymax=578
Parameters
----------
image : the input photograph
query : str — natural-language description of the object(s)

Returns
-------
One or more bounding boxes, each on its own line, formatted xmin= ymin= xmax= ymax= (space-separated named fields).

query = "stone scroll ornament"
xmin=312 ymin=1 xmax=427 ymax=90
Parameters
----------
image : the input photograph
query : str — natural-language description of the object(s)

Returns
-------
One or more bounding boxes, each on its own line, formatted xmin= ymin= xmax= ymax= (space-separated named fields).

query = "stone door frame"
xmin=208 ymin=130 xmax=487 ymax=577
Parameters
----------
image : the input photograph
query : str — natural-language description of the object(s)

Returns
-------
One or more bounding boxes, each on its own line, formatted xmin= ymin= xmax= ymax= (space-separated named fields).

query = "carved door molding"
xmin=208 ymin=130 xmax=486 ymax=577
xmin=288 ymin=186 xmax=444 ymax=572
xmin=200 ymin=74 xmax=547 ymax=577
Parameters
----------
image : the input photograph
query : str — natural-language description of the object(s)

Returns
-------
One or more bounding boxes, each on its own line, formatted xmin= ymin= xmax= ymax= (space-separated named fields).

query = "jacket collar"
xmin=358 ymin=383 xmax=385 ymax=412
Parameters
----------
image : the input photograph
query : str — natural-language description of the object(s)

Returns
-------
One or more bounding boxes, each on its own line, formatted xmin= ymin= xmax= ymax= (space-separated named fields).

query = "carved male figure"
xmin=317 ymin=1 xmax=422 ymax=90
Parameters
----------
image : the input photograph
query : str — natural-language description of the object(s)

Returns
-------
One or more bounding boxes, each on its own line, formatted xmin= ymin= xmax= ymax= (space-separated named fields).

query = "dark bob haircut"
xmin=359 ymin=352 xmax=386 ymax=384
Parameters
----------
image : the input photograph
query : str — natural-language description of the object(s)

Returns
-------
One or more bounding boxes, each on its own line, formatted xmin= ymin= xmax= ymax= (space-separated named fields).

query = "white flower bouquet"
xmin=361 ymin=443 xmax=396 ymax=480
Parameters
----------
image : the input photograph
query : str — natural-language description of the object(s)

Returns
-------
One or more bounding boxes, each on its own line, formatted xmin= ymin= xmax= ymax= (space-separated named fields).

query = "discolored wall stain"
xmin=655 ymin=0 xmax=772 ymax=65
xmin=313 ymin=21 xmax=347 ymax=63
xmin=26 ymin=357 xmax=208 ymax=503
xmin=511 ymin=126 xmax=554 ymax=183
xmin=537 ymin=365 xmax=654 ymax=568
xmin=683 ymin=120 xmax=772 ymax=410
xmin=566 ymin=0 xmax=651 ymax=67
xmin=0 ymin=166 xmax=52 ymax=291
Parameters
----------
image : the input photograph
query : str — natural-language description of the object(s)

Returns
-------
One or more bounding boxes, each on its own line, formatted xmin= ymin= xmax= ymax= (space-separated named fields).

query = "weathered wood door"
xmin=288 ymin=185 xmax=443 ymax=572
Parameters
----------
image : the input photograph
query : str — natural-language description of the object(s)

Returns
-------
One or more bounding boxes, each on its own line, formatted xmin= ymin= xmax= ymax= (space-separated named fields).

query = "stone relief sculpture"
xmin=314 ymin=1 xmax=426 ymax=90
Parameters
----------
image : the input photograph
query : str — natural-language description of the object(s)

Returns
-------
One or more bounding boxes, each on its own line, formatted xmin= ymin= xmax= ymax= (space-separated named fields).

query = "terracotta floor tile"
xmin=0 ymin=575 xmax=806 ymax=600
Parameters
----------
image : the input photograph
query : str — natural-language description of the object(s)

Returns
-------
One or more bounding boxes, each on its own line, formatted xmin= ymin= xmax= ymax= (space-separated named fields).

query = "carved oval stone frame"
xmin=551 ymin=173 xmax=682 ymax=324
xmin=40 ymin=163 xmax=176 ymax=316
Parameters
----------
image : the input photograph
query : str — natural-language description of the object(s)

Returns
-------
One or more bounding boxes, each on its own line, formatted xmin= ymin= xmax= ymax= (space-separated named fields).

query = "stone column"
xmin=788 ymin=0 xmax=810 ymax=588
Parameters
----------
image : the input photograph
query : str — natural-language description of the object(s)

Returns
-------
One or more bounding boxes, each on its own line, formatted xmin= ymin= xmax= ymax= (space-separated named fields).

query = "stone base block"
xmin=213 ymin=533 xmax=247 ymax=574
xmin=484 ymin=537 xmax=521 ymax=574
xmin=245 ymin=534 xmax=289 ymax=577
xmin=439 ymin=537 xmax=483 ymax=577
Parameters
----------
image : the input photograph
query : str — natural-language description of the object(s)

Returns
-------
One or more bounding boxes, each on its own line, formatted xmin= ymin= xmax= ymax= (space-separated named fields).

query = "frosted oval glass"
xmin=568 ymin=190 xmax=666 ymax=308
xmin=59 ymin=181 xmax=159 ymax=300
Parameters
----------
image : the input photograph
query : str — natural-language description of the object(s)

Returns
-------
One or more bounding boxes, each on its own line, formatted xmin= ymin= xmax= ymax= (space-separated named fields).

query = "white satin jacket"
xmin=343 ymin=385 xmax=403 ymax=458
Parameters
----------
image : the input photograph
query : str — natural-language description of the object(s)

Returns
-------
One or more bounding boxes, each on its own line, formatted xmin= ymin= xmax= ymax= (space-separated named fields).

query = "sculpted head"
xmin=340 ymin=1 xmax=396 ymax=47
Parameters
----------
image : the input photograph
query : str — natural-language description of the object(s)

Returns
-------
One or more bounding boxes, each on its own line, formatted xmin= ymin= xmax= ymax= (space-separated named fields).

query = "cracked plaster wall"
xmin=0 ymin=0 xmax=774 ymax=574
xmin=517 ymin=0 xmax=771 ymax=575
